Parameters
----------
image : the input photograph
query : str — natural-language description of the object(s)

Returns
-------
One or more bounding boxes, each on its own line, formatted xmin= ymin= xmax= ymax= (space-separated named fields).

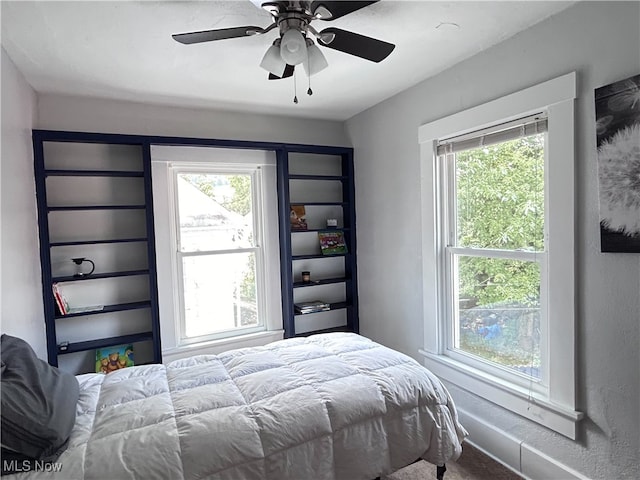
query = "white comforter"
xmin=14 ymin=333 xmax=467 ymax=479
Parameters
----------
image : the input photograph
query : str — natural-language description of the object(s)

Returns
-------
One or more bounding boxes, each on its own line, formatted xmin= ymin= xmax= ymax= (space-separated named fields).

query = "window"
xmin=440 ymin=115 xmax=547 ymax=387
xmin=151 ymin=147 xmax=283 ymax=356
xmin=174 ymin=169 xmax=264 ymax=343
xmin=419 ymin=73 xmax=583 ymax=439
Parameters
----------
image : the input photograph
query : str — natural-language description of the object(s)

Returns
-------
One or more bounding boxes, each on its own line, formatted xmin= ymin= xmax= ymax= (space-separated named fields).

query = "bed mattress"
xmin=8 ymin=333 xmax=467 ymax=479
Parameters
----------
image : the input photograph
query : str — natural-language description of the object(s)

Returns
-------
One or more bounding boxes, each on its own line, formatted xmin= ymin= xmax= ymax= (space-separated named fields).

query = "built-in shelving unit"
xmin=277 ymin=146 xmax=359 ymax=338
xmin=32 ymin=130 xmax=162 ymax=373
xmin=33 ymin=130 xmax=357 ymax=366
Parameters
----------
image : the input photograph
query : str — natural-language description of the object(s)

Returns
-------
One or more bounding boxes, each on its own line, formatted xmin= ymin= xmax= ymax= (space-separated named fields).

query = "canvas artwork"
xmin=595 ymin=73 xmax=640 ymax=252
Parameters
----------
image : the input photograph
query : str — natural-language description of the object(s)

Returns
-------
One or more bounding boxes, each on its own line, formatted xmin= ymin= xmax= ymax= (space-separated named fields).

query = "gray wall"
xmin=36 ymin=94 xmax=349 ymax=147
xmin=346 ymin=2 xmax=639 ymax=478
xmin=1 ymin=48 xmax=44 ymax=357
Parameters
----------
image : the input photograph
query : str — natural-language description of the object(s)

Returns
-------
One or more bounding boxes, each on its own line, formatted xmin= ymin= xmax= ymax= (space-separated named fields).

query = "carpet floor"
xmin=384 ymin=443 xmax=524 ymax=480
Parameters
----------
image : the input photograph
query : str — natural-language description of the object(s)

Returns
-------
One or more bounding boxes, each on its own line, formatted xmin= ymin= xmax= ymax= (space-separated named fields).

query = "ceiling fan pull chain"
xmin=293 ymin=68 xmax=298 ymax=104
xmin=306 ymin=42 xmax=313 ymax=96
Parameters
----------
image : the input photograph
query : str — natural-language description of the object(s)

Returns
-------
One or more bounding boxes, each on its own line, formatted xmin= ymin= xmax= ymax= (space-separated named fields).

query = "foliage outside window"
xmin=443 ymin=129 xmax=546 ymax=382
xmin=439 ymin=119 xmax=546 ymax=381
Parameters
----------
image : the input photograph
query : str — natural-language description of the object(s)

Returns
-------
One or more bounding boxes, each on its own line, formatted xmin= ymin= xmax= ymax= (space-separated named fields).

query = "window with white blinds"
xmin=419 ymin=73 xmax=582 ymax=439
xmin=439 ymin=115 xmax=547 ymax=386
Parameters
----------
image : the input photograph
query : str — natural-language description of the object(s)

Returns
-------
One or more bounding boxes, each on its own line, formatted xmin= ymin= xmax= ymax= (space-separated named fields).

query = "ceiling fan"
xmin=172 ymin=1 xmax=395 ymax=82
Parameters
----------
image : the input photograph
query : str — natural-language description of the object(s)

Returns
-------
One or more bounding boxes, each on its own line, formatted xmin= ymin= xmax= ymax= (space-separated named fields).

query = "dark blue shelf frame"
xmin=54 ymin=301 xmax=151 ymax=320
xmin=288 ymin=174 xmax=348 ymax=181
xmin=293 ymin=276 xmax=350 ymax=288
xmin=45 ymin=169 xmax=144 ymax=177
xmin=33 ymin=130 xmax=162 ymax=368
xmin=277 ymin=145 xmax=359 ymax=338
xmin=33 ymin=129 xmax=359 ymax=367
xmin=49 ymin=238 xmax=148 ymax=247
xmin=48 ymin=205 xmax=146 ymax=211
xmin=58 ymin=332 xmax=155 ymax=355
xmin=52 ymin=269 xmax=149 ymax=283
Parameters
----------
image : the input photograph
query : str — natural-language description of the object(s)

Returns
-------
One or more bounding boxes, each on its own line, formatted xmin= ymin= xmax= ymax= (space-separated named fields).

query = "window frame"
xmin=418 ymin=72 xmax=583 ymax=439
xmin=151 ymin=146 xmax=283 ymax=359
xmin=172 ymin=165 xmax=267 ymax=345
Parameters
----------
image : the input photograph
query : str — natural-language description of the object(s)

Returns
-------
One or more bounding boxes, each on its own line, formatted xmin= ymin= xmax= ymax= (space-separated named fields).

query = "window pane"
xmin=177 ymin=173 xmax=253 ymax=252
xmin=455 ymin=135 xmax=544 ymax=250
xmin=455 ymin=255 xmax=541 ymax=378
xmin=182 ymin=252 xmax=258 ymax=337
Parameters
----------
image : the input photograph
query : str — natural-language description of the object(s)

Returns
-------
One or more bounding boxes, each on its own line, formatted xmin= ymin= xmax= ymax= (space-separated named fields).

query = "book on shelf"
xmin=318 ymin=231 xmax=347 ymax=255
xmin=52 ymin=283 xmax=67 ymax=315
xmin=290 ymin=205 xmax=308 ymax=231
xmin=67 ymin=305 xmax=104 ymax=314
xmin=52 ymin=282 xmax=104 ymax=315
xmin=294 ymin=300 xmax=331 ymax=314
xmin=95 ymin=344 xmax=134 ymax=374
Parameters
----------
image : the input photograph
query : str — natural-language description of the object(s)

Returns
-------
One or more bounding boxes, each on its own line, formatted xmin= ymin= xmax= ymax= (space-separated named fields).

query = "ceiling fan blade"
xmin=311 ymin=1 xmax=379 ymax=21
xmin=269 ymin=64 xmax=295 ymax=80
xmin=172 ymin=26 xmax=263 ymax=44
xmin=318 ymin=27 xmax=395 ymax=63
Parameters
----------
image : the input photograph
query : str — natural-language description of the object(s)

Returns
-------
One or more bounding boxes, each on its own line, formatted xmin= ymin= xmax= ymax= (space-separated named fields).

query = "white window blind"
xmin=437 ymin=113 xmax=547 ymax=155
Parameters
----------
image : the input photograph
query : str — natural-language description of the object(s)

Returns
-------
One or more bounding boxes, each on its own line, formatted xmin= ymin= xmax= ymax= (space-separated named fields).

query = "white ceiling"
xmin=1 ymin=1 xmax=574 ymax=121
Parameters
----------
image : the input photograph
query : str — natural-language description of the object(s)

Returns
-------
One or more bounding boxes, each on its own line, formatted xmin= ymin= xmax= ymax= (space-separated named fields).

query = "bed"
xmin=1 ymin=332 xmax=467 ymax=479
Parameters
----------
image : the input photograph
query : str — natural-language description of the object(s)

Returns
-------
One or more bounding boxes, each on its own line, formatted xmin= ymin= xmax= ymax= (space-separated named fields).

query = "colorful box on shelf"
xmin=318 ymin=231 xmax=347 ymax=255
xmin=290 ymin=205 xmax=308 ymax=231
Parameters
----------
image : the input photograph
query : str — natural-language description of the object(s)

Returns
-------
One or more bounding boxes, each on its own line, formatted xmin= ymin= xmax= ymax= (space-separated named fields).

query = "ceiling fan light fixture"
xmin=172 ymin=1 xmax=397 ymax=86
xmin=303 ymin=43 xmax=328 ymax=76
xmin=280 ymin=28 xmax=307 ymax=65
xmin=260 ymin=43 xmax=287 ymax=76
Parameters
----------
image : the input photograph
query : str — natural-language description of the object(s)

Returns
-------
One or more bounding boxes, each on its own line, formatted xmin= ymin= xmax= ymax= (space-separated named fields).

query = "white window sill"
xmin=418 ymin=349 xmax=583 ymax=439
xmin=163 ymin=330 xmax=284 ymax=363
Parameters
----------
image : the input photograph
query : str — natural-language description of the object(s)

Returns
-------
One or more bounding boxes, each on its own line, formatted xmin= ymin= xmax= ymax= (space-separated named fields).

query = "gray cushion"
xmin=0 ymin=334 xmax=79 ymax=461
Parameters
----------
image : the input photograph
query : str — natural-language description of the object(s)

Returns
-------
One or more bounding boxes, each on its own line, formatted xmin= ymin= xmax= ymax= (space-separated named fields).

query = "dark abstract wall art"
xmin=595 ymin=73 xmax=640 ymax=252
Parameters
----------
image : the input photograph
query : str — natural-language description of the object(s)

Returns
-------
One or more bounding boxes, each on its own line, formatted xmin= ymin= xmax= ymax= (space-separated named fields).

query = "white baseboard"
xmin=457 ymin=409 xmax=590 ymax=480
xmin=520 ymin=443 xmax=590 ymax=480
xmin=457 ymin=409 xmax=523 ymax=475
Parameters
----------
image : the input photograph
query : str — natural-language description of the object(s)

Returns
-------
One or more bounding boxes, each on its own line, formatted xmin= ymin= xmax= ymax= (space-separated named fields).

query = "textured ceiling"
xmin=1 ymin=1 xmax=574 ymax=120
